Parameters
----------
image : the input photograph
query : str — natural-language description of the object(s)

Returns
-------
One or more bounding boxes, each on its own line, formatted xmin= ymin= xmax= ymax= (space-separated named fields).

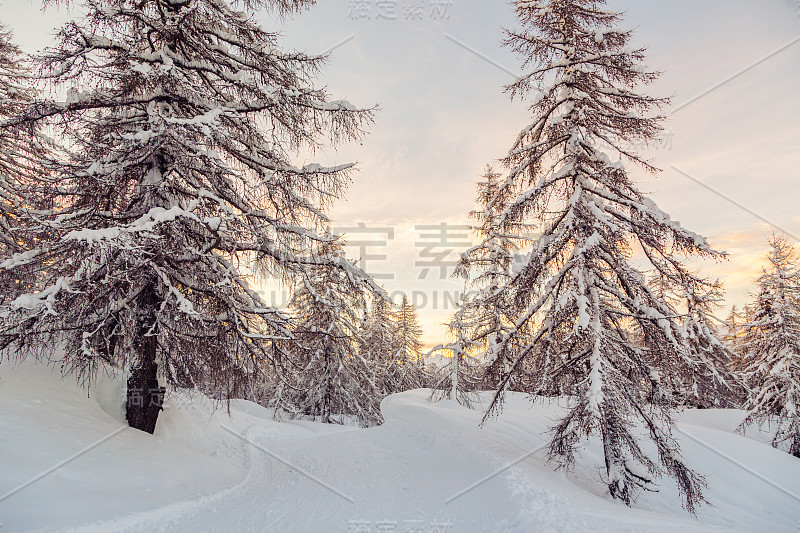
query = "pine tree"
xmin=385 ymin=295 xmax=425 ymax=392
xmin=429 ymin=293 xmax=482 ymax=408
xmin=0 ymin=0 xmax=373 ymax=433
xmin=723 ymin=305 xmax=747 ymax=372
xmin=462 ymin=0 xmax=734 ymax=512
xmin=454 ymin=166 xmax=521 ymax=389
xmin=359 ymin=293 xmax=396 ymax=395
xmin=395 ymin=295 xmax=424 ymax=367
xmin=738 ymin=236 xmax=800 ymax=457
xmin=275 ymin=240 xmax=383 ymax=427
xmin=675 ymin=281 xmax=740 ymax=408
xmin=645 ymin=271 xmax=739 ymax=408
xmin=723 ymin=305 xmax=743 ymax=346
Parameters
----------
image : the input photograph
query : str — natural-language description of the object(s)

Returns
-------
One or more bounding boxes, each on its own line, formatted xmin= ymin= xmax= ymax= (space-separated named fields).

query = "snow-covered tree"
xmin=723 ymin=305 xmax=747 ymax=372
xmin=454 ymin=166 xmax=522 ymax=389
xmin=275 ymin=240 xmax=383 ymax=427
xmin=395 ymin=295 xmax=424 ymax=367
xmin=738 ymin=236 xmax=800 ymax=457
xmin=723 ymin=305 xmax=743 ymax=345
xmin=0 ymin=24 xmax=50 ymax=293
xmin=384 ymin=294 xmax=426 ymax=392
xmin=462 ymin=0 xmax=736 ymax=512
xmin=429 ymin=293 xmax=483 ymax=408
xmin=644 ymin=272 xmax=739 ymax=408
xmin=675 ymin=281 xmax=740 ymax=408
xmin=359 ymin=293 xmax=396 ymax=392
xmin=0 ymin=0 xmax=373 ymax=433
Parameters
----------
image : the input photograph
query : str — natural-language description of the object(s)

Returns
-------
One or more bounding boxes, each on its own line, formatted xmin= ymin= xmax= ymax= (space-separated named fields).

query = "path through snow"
xmin=1 ymin=362 xmax=798 ymax=532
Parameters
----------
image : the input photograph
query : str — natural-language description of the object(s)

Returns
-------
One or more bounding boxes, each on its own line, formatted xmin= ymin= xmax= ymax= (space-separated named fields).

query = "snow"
xmin=1 ymin=361 xmax=800 ymax=533
xmin=130 ymin=63 xmax=152 ymax=75
xmin=575 ymin=293 xmax=590 ymax=329
xmin=121 ymin=130 xmax=156 ymax=143
xmin=204 ymin=216 xmax=222 ymax=231
xmin=7 ymin=277 xmax=70 ymax=315
xmin=587 ymin=339 xmax=604 ymax=416
xmin=316 ymin=100 xmax=358 ymax=112
xmin=0 ymin=249 xmax=40 ymax=270
xmin=65 ymin=88 xmax=90 ymax=105
xmin=594 ymin=31 xmax=606 ymax=44
xmin=63 ymin=205 xmax=202 ymax=243
xmin=63 ymin=227 xmax=123 ymax=243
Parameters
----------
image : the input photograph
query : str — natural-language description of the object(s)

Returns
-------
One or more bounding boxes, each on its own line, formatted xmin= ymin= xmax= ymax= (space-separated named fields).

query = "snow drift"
xmin=1 ymin=361 xmax=798 ymax=532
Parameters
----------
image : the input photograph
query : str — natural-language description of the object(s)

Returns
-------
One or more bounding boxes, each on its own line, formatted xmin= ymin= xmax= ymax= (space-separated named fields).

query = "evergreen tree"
xmin=738 ymin=236 xmax=800 ymax=457
xmin=462 ymin=0 xmax=733 ymax=512
xmin=454 ymin=166 xmax=521 ymax=389
xmin=359 ymin=293 xmax=396 ymax=395
xmin=675 ymin=281 xmax=740 ymax=408
xmin=646 ymin=272 xmax=739 ymax=408
xmin=723 ymin=305 xmax=743 ymax=346
xmin=275 ymin=240 xmax=383 ymax=427
xmin=395 ymin=295 xmax=423 ymax=367
xmin=429 ymin=293 xmax=482 ymax=408
xmin=0 ymin=0 xmax=373 ymax=433
xmin=723 ymin=305 xmax=747 ymax=372
xmin=385 ymin=294 xmax=425 ymax=392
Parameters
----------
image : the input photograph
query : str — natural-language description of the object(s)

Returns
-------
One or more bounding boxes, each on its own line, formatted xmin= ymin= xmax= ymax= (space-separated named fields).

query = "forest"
xmin=0 ymin=0 xmax=798 ymax=531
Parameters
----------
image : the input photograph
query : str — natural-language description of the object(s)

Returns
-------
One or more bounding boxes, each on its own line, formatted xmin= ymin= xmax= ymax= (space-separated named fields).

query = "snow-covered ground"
xmin=1 ymin=361 xmax=798 ymax=533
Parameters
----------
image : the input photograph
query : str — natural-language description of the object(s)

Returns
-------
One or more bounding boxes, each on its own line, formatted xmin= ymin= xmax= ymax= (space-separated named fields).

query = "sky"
xmin=1 ymin=0 xmax=799 ymax=346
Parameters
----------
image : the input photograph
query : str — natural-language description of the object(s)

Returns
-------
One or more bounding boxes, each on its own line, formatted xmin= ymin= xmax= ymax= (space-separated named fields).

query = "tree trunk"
xmin=126 ymin=283 xmax=164 ymax=434
xmin=321 ymin=346 xmax=332 ymax=424
xmin=790 ymin=433 xmax=800 ymax=459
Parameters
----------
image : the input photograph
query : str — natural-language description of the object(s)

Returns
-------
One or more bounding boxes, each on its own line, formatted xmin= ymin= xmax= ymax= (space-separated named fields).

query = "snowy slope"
xmin=1 ymin=361 xmax=798 ymax=533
